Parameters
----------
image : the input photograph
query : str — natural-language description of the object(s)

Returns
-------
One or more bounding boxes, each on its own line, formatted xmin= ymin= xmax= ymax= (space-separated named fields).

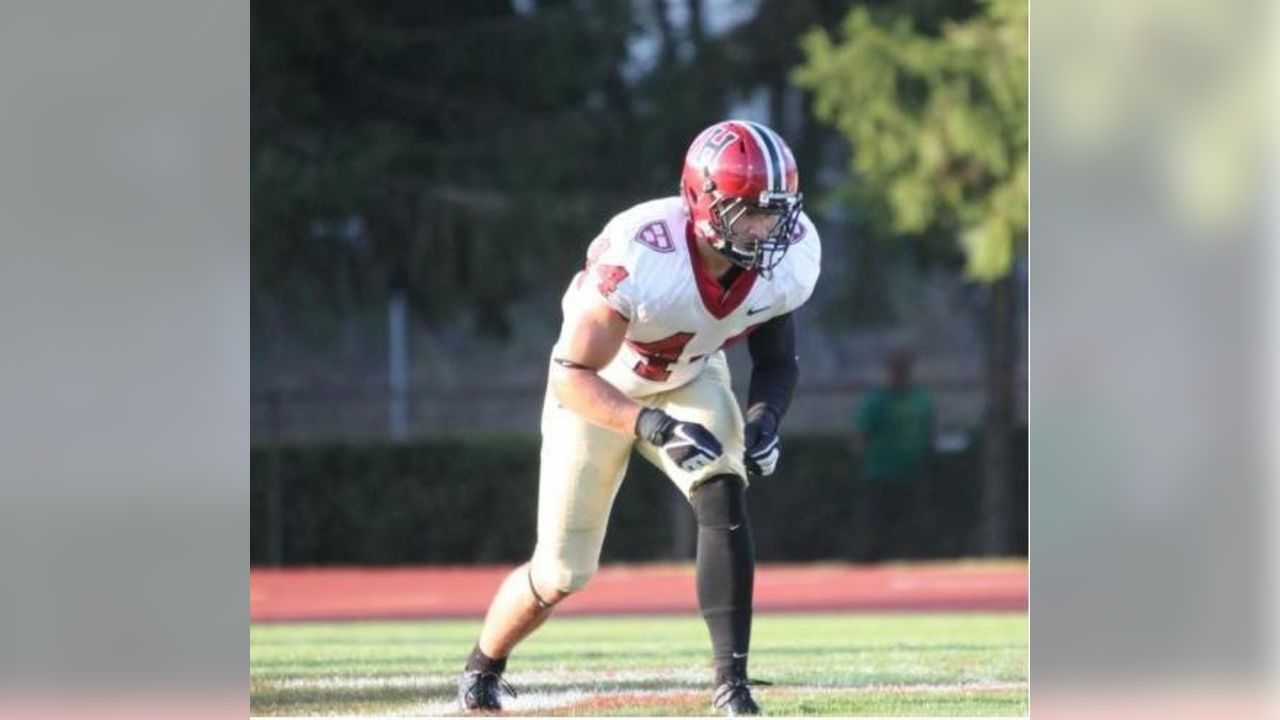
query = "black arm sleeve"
xmin=745 ymin=312 xmax=799 ymax=423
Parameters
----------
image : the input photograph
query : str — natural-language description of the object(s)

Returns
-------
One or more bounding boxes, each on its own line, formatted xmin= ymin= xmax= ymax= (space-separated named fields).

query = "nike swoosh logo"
xmin=728 ymin=523 xmax=742 ymax=531
xmin=732 ymin=652 xmax=749 ymax=659
xmin=746 ymin=305 xmax=771 ymax=316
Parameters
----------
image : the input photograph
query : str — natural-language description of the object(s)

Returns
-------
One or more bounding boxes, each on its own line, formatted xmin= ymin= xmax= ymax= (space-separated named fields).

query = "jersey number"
xmin=596 ymin=264 xmax=629 ymax=297
xmin=627 ymin=332 xmax=695 ymax=382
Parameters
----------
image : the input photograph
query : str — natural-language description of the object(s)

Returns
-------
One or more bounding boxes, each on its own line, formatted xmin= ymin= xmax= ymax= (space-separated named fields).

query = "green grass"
xmin=251 ymin=613 xmax=1027 ymax=716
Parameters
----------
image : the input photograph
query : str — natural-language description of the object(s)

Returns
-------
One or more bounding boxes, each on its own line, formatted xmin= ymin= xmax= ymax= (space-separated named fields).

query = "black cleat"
xmin=458 ymin=670 xmax=515 ymax=712
xmin=712 ymin=677 xmax=768 ymax=716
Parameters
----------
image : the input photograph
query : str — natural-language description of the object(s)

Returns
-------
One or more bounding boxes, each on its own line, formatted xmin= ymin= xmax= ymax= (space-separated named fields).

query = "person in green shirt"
xmin=853 ymin=349 xmax=935 ymax=560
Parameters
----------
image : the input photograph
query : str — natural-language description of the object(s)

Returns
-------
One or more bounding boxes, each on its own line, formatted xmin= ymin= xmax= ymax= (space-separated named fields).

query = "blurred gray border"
xmin=1030 ymin=0 xmax=1274 ymax=710
xmin=0 ymin=0 xmax=248 ymax=694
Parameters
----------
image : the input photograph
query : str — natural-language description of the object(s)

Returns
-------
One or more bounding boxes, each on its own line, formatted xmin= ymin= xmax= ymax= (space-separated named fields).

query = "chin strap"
xmin=709 ymin=236 xmax=759 ymax=274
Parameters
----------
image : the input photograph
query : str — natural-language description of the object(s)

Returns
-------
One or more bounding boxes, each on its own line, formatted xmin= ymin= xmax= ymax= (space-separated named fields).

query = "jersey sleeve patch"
xmin=633 ymin=221 xmax=675 ymax=253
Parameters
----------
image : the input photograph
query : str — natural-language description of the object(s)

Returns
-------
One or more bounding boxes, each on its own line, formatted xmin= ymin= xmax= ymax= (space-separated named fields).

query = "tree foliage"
xmin=253 ymin=1 xmax=648 ymax=336
xmin=794 ymin=0 xmax=1026 ymax=281
xmin=252 ymin=1 xmax=864 ymax=339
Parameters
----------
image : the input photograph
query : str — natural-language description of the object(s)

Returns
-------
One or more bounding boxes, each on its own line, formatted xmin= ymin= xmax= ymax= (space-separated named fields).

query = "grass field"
xmin=250 ymin=612 xmax=1027 ymax=716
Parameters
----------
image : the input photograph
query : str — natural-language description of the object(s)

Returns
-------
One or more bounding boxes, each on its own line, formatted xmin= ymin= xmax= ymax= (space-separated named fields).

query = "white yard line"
xmin=257 ymin=672 xmax=1027 ymax=716
xmin=262 ymin=667 xmax=711 ymax=691
xmin=806 ymin=680 xmax=1028 ymax=694
xmin=404 ymin=682 xmax=1030 ymax=716
xmin=264 ymin=672 xmax=1025 ymax=693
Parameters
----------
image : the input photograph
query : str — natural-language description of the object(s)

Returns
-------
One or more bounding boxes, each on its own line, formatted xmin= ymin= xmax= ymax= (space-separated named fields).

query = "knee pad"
xmin=692 ymin=474 xmax=748 ymax=529
xmin=529 ymin=555 xmax=594 ymax=601
xmin=559 ymin=569 xmax=594 ymax=594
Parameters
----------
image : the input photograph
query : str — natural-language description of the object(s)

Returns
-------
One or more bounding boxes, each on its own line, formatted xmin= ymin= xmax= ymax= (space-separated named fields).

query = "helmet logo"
xmin=693 ymin=126 xmax=739 ymax=167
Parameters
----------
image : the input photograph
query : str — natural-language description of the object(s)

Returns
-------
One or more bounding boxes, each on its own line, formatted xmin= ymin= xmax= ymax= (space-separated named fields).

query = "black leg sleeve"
xmin=691 ymin=474 xmax=755 ymax=684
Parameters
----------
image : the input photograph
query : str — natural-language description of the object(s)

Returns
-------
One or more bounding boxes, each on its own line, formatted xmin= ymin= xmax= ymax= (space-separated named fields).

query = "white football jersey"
xmin=554 ymin=196 xmax=821 ymax=398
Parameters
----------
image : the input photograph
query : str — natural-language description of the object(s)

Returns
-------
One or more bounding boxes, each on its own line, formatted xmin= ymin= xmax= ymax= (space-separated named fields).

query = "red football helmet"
xmin=680 ymin=119 xmax=803 ymax=277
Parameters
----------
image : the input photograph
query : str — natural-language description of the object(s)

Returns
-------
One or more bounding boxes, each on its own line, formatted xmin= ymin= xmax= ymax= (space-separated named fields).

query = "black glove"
xmin=635 ymin=407 xmax=724 ymax=473
xmin=743 ymin=405 xmax=781 ymax=476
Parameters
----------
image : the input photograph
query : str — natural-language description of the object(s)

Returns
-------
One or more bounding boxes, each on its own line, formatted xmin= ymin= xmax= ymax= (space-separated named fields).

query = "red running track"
xmin=250 ymin=563 xmax=1026 ymax=622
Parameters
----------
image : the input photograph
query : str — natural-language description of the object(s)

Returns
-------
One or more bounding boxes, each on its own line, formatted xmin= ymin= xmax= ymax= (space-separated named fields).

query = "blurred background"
xmin=250 ymin=0 xmax=1028 ymax=567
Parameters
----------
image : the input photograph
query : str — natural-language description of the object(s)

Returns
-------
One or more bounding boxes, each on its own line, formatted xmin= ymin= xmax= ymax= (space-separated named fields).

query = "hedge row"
xmin=251 ymin=432 xmax=1026 ymax=565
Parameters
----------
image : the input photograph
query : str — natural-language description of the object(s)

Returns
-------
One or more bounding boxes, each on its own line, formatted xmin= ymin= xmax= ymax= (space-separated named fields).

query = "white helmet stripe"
xmin=736 ymin=120 xmax=779 ymax=193
xmin=765 ymin=125 xmax=789 ymax=189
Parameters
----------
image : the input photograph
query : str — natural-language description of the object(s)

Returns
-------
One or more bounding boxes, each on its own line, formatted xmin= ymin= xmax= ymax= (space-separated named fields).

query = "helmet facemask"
xmin=707 ymin=190 xmax=803 ymax=279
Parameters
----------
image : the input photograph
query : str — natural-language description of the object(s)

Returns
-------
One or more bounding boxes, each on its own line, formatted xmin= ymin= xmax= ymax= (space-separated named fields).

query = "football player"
xmin=458 ymin=120 xmax=821 ymax=716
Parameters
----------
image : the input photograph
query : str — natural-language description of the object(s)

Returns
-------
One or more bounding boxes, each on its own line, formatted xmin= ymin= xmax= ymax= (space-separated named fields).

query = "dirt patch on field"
xmin=550 ymin=689 xmax=707 ymax=716
xmin=494 ymin=682 xmax=1031 ymax=717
